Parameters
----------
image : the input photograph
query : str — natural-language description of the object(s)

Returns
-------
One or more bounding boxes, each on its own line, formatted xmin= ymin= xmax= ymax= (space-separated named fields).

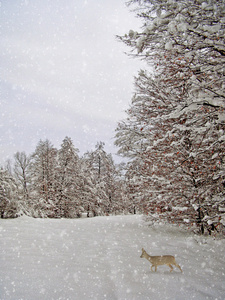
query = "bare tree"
xmin=14 ymin=152 xmax=30 ymax=201
xmin=0 ymin=168 xmax=18 ymax=218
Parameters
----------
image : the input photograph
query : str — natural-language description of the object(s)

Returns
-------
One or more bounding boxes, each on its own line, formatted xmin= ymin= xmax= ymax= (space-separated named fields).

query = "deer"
xmin=140 ymin=248 xmax=182 ymax=273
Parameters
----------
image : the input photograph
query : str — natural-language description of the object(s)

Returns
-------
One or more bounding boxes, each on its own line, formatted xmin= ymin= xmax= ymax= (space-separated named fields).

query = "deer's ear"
xmin=142 ymin=248 xmax=144 ymax=251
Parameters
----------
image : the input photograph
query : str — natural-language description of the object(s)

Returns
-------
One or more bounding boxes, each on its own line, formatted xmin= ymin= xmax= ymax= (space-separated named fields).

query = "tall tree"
xmin=28 ymin=139 xmax=57 ymax=217
xmin=56 ymin=136 xmax=82 ymax=217
xmin=83 ymin=142 xmax=120 ymax=215
xmin=79 ymin=154 xmax=99 ymax=217
xmin=115 ymin=0 xmax=225 ymax=231
xmin=14 ymin=152 xmax=30 ymax=207
xmin=0 ymin=168 xmax=18 ymax=218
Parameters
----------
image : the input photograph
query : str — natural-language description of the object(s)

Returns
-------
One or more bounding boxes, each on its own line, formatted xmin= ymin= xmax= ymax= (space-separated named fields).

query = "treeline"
xmin=0 ymin=137 xmax=133 ymax=218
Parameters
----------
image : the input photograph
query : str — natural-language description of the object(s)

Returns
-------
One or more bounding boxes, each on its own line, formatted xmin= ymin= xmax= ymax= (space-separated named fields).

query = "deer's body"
xmin=140 ymin=248 xmax=182 ymax=272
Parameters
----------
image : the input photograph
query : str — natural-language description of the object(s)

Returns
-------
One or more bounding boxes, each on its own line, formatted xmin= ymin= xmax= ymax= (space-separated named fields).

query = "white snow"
xmin=165 ymin=41 xmax=173 ymax=50
xmin=202 ymin=25 xmax=221 ymax=34
xmin=168 ymin=20 xmax=177 ymax=33
xmin=0 ymin=215 xmax=225 ymax=300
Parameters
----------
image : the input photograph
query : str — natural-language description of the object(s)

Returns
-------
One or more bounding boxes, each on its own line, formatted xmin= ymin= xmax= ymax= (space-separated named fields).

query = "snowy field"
xmin=0 ymin=215 xmax=225 ymax=300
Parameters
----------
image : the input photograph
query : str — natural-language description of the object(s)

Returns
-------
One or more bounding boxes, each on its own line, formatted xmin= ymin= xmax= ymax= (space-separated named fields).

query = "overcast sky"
xmin=0 ymin=0 xmax=143 ymax=166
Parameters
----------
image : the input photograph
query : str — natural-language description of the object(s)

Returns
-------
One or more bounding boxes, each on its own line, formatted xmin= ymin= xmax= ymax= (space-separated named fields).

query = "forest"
xmin=0 ymin=139 xmax=132 ymax=219
xmin=1 ymin=0 xmax=225 ymax=236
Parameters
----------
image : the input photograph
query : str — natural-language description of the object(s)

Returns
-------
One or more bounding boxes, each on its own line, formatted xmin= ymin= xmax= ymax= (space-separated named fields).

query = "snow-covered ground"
xmin=0 ymin=215 xmax=224 ymax=300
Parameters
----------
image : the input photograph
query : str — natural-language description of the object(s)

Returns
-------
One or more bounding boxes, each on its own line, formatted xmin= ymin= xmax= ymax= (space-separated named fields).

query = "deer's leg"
xmin=155 ymin=265 xmax=157 ymax=272
xmin=175 ymin=263 xmax=183 ymax=272
xmin=151 ymin=265 xmax=154 ymax=272
xmin=168 ymin=264 xmax=173 ymax=272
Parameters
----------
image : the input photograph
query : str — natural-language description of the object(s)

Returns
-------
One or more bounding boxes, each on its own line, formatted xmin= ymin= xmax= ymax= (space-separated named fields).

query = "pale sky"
xmin=0 ymin=0 xmax=142 ymax=165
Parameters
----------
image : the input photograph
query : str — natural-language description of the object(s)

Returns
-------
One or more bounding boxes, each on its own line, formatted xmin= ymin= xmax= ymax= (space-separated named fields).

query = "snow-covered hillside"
xmin=0 ymin=215 xmax=224 ymax=300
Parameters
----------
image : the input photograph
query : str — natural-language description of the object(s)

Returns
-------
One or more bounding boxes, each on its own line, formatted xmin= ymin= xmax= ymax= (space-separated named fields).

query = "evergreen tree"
xmin=56 ymin=136 xmax=82 ymax=218
xmin=83 ymin=142 xmax=120 ymax=215
xmin=28 ymin=139 xmax=58 ymax=217
xmin=115 ymin=0 xmax=225 ymax=231
xmin=79 ymin=154 xmax=99 ymax=217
